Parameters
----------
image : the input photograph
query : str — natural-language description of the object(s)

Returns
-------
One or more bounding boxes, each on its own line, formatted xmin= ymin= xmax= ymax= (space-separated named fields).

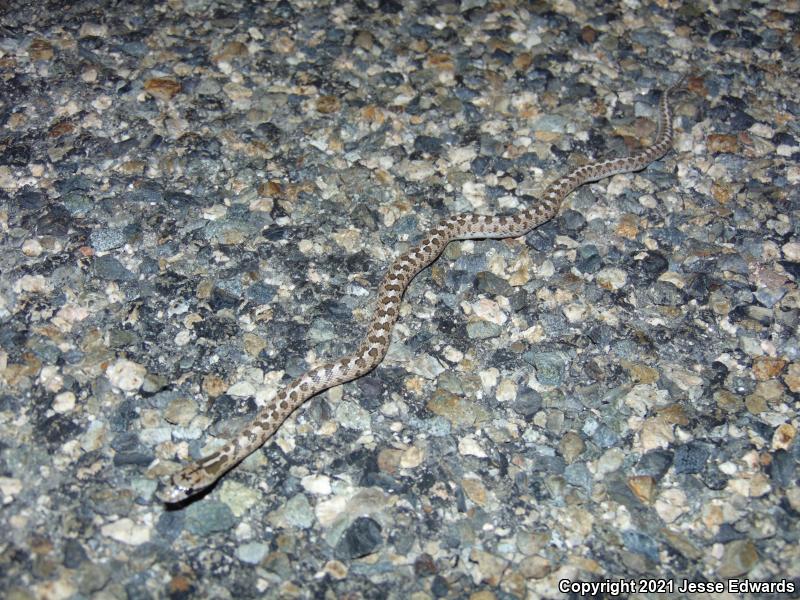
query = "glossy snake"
xmin=158 ymin=77 xmax=687 ymax=503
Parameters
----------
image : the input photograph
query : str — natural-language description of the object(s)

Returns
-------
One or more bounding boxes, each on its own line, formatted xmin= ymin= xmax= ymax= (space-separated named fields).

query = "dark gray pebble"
xmin=334 ymin=516 xmax=383 ymax=559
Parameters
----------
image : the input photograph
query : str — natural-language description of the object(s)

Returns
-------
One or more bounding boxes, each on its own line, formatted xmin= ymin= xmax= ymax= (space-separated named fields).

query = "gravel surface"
xmin=1 ymin=1 xmax=798 ymax=598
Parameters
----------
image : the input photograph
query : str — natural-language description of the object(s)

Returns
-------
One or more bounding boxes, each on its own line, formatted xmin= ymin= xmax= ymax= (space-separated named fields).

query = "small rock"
xmin=673 ymin=442 xmax=709 ymax=474
xmin=466 ymin=320 xmax=503 ymax=339
xmin=595 ymin=448 xmax=624 ymax=478
xmin=559 ymin=432 xmax=584 ymax=463
xmin=654 ymin=488 xmax=687 ymax=523
xmin=93 ymin=255 xmax=135 ymax=281
xmin=0 ymin=477 xmax=23 ymax=502
xmin=718 ymin=540 xmax=759 ymax=577
xmin=185 ymin=501 xmax=236 ymax=535
xmin=90 ymin=228 xmax=126 ymax=251
xmin=17 ymin=274 xmax=49 ymax=293
xmin=316 ymin=95 xmax=340 ymax=114
xmin=752 ymin=357 xmax=786 ymax=380
xmin=531 ymin=352 xmax=566 ymax=386
xmin=427 ymin=390 xmax=489 ymax=427
xmin=52 ymin=391 xmax=76 ymax=413
xmin=639 ymin=416 xmax=674 ymax=451
xmin=635 ymin=450 xmax=673 ymax=480
xmin=414 ymin=552 xmax=437 ymax=576
xmin=461 ymin=477 xmax=488 ymax=506
xmin=270 ymin=493 xmax=314 ymax=529
xmin=219 ymin=481 xmax=261 ymax=518
xmin=469 ymin=548 xmax=509 ymax=586
xmin=106 ymin=358 xmax=147 ymax=391
xmin=144 ymin=77 xmax=181 ymax=101
xmin=707 ymin=134 xmax=739 ymax=154
xmin=595 ymin=267 xmax=627 ymax=290
xmin=334 ymin=517 xmax=383 ymax=559
xmin=203 ymin=375 xmax=228 ymax=398
xmin=495 ymin=379 xmax=517 ymax=402
xmin=29 ymin=38 xmax=54 ymax=60
xmin=163 ymin=397 xmax=197 ymax=426
xmin=519 ymin=555 xmax=551 ymax=579
xmin=21 ymin=239 xmax=42 ymax=256
xmin=301 ymin=474 xmax=332 ymax=495
xmin=322 ymin=559 xmax=348 ymax=580
xmin=782 ymin=241 xmax=800 ymax=261
xmin=627 ymin=476 xmax=655 ymax=503
xmin=784 ymin=363 xmax=800 ymax=393
xmin=459 ymin=436 xmax=488 ymax=458
xmin=400 ymin=445 xmax=424 ymax=469
xmin=100 ymin=518 xmax=151 ymax=545
xmin=227 ymin=381 xmax=256 ymax=397
xmin=772 ymin=423 xmax=796 ymax=450
xmin=237 ymin=542 xmax=269 ymax=564
xmin=79 ymin=22 xmax=108 ymax=37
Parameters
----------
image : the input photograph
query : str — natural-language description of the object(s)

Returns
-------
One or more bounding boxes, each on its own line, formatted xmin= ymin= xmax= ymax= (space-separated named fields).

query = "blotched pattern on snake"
xmin=158 ymin=78 xmax=687 ymax=503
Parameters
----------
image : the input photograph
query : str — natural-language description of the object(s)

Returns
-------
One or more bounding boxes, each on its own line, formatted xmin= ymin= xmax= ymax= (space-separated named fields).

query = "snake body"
xmin=158 ymin=79 xmax=685 ymax=503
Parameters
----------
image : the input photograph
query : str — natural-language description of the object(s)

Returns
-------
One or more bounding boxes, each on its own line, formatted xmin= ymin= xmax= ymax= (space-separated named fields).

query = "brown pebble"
xmin=29 ymin=38 xmax=54 ymax=61
xmin=48 ymin=121 xmax=75 ymax=138
xmin=580 ymin=26 xmax=598 ymax=44
xmin=707 ymin=134 xmax=739 ymax=154
xmin=316 ymin=95 xmax=340 ymax=114
xmin=258 ymin=181 xmax=283 ymax=197
xmin=144 ymin=77 xmax=181 ymax=101
xmin=354 ymin=30 xmax=374 ymax=50
xmin=752 ymin=357 xmax=786 ymax=381
xmin=513 ymin=52 xmax=532 ymax=70
xmin=627 ymin=475 xmax=656 ymax=503
xmin=213 ymin=41 xmax=249 ymax=62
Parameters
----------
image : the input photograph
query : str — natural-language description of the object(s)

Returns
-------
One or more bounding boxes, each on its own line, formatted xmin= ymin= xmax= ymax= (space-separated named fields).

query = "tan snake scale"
xmin=158 ymin=78 xmax=687 ymax=503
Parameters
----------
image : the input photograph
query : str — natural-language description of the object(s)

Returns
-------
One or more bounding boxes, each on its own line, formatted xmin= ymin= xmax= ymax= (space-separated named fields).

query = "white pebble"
xmin=301 ymin=474 xmax=332 ymax=495
xmin=459 ymin=436 xmax=488 ymax=458
xmin=495 ymin=379 xmax=517 ymax=402
xmin=227 ymin=381 xmax=256 ymax=397
xmin=106 ymin=358 xmax=146 ymax=391
xmin=21 ymin=239 xmax=42 ymax=257
xmin=782 ymin=242 xmax=800 ymax=262
xmin=595 ymin=267 xmax=627 ymax=290
xmin=53 ymin=391 xmax=76 ymax=413
xmin=100 ymin=518 xmax=151 ymax=545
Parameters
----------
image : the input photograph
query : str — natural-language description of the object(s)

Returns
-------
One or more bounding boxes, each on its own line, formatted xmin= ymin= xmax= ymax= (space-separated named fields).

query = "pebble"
xmin=236 ymin=542 xmax=269 ymax=565
xmin=52 ymin=391 xmax=76 ymax=413
xmin=219 ymin=481 xmax=261 ymax=518
xmin=100 ymin=518 xmax=151 ymax=545
xmin=469 ymin=548 xmax=509 ymax=586
xmin=595 ymin=267 xmax=627 ymax=290
xmin=163 ymin=397 xmax=198 ymax=426
xmin=627 ymin=476 xmax=656 ymax=504
xmin=334 ymin=517 xmax=383 ymax=559
xmin=530 ymin=352 xmax=566 ymax=386
xmin=458 ymin=437 xmax=488 ymax=458
xmin=301 ymin=474 xmax=333 ymax=495
xmin=269 ymin=494 xmax=314 ymax=529
xmin=718 ymin=540 xmax=759 ymax=577
xmin=654 ymin=488 xmax=687 ymax=523
xmin=559 ymin=432 xmax=584 ymax=463
xmin=105 ymin=359 xmax=146 ymax=391
xmin=184 ymin=501 xmax=236 ymax=536
xmin=673 ymin=442 xmax=710 ymax=474
xmin=21 ymin=238 xmax=42 ymax=256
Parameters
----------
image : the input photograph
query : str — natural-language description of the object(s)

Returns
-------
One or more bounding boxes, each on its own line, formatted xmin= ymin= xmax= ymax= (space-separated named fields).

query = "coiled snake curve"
xmin=158 ymin=77 xmax=688 ymax=503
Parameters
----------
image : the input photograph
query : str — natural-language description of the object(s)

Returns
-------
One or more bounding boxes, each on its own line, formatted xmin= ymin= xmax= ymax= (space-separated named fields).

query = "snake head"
xmin=156 ymin=469 xmax=204 ymax=504
xmin=156 ymin=451 xmax=230 ymax=504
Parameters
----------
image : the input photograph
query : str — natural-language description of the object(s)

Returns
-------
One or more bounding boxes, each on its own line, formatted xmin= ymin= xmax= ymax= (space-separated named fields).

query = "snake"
xmin=157 ymin=76 xmax=688 ymax=503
